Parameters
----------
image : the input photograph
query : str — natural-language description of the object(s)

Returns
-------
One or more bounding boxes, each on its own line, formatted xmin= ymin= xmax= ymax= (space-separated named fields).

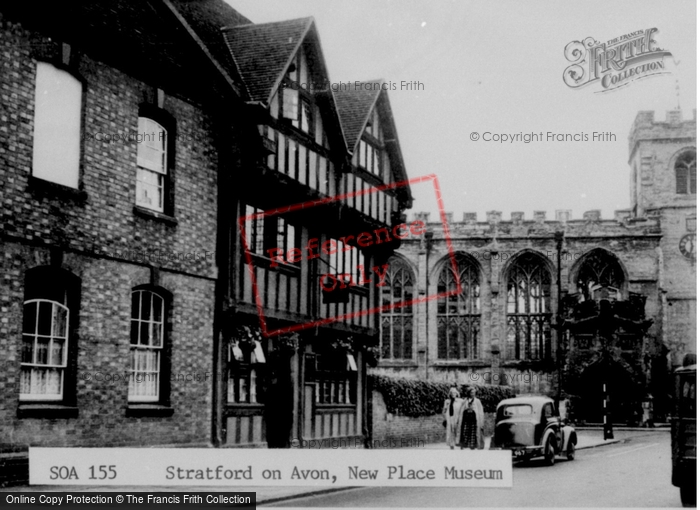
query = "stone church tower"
xmin=628 ymin=110 xmax=697 ymax=366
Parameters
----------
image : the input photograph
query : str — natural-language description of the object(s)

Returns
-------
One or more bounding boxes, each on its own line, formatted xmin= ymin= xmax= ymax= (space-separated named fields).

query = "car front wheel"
xmin=543 ymin=437 xmax=556 ymax=466
xmin=566 ymin=440 xmax=576 ymax=461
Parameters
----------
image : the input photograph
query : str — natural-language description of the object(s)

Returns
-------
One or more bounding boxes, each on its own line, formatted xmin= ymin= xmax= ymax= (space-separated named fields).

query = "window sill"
xmin=27 ymin=176 xmax=88 ymax=203
xmin=431 ymin=360 xmax=491 ymax=368
xmin=17 ymin=404 xmax=79 ymax=419
xmin=315 ymin=404 xmax=356 ymax=413
xmin=377 ymin=359 xmax=419 ymax=368
xmin=133 ymin=206 xmax=178 ymax=226
xmin=125 ymin=404 xmax=174 ymax=418
xmin=501 ymin=359 xmax=555 ymax=370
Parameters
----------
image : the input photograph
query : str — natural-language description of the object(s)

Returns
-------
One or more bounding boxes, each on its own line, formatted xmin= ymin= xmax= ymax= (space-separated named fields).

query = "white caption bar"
xmin=30 ymin=448 xmax=512 ymax=488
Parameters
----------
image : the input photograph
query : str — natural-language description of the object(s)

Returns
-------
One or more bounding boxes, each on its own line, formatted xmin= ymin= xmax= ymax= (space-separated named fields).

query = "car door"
xmin=543 ymin=402 xmax=562 ymax=452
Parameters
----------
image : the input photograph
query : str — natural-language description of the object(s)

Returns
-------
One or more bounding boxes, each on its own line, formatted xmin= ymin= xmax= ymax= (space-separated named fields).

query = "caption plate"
xmin=30 ymin=448 xmax=512 ymax=488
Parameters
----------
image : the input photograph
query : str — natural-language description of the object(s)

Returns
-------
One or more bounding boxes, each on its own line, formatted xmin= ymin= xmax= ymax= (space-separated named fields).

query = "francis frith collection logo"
xmin=563 ymin=28 xmax=673 ymax=93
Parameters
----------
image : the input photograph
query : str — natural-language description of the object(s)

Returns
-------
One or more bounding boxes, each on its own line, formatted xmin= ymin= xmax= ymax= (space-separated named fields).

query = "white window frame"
xmin=20 ymin=299 xmax=69 ymax=401
xmin=129 ymin=290 xmax=165 ymax=403
xmin=136 ymin=117 xmax=167 ymax=212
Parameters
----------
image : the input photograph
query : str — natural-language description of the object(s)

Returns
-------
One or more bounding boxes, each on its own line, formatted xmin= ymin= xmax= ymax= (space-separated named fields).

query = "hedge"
xmin=369 ymin=374 xmax=516 ymax=417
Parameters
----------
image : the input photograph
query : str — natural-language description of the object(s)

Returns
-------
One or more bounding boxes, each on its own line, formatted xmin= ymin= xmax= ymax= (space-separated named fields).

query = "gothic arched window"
xmin=506 ymin=252 xmax=551 ymax=360
xmin=380 ymin=257 xmax=414 ymax=360
xmin=577 ymin=249 xmax=625 ymax=291
xmin=676 ymin=150 xmax=697 ymax=195
xmin=437 ymin=255 xmax=481 ymax=360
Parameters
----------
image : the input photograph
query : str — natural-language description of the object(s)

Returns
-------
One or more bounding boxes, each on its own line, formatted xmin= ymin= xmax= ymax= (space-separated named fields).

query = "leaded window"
xmin=506 ymin=253 xmax=552 ymax=360
xmin=577 ymin=249 xmax=626 ymax=290
xmin=380 ymin=257 xmax=414 ymax=360
xmin=676 ymin=150 xmax=697 ymax=195
xmin=437 ymin=256 xmax=481 ymax=360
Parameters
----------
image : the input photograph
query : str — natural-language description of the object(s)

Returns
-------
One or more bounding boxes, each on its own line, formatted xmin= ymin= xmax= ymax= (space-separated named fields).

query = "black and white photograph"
xmin=0 ymin=0 xmax=696 ymax=508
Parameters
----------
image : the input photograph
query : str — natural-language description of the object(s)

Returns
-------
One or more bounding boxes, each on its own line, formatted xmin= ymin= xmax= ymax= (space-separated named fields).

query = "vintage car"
xmin=491 ymin=396 xmax=577 ymax=465
xmin=671 ymin=361 xmax=696 ymax=507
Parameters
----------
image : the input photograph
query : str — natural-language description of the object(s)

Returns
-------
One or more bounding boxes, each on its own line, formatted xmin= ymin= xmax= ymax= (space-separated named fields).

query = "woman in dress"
xmin=442 ymin=387 xmax=463 ymax=449
xmin=457 ymin=386 xmax=485 ymax=450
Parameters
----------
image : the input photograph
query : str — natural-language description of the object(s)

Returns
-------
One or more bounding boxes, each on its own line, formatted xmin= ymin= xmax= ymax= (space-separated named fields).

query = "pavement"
xmin=2 ymin=428 xmax=667 ymax=505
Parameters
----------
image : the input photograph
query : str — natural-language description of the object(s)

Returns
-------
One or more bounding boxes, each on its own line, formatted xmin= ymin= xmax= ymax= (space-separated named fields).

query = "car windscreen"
xmin=499 ymin=404 xmax=533 ymax=418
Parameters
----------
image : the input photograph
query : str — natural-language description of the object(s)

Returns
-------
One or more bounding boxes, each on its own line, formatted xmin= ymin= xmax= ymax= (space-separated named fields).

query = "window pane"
xmin=309 ymin=151 xmax=317 ymax=190
xmin=288 ymin=140 xmax=297 ymax=179
xmin=52 ymin=304 xmax=68 ymax=337
xmin=140 ymin=292 xmax=152 ymax=320
xmin=22 ymin=335 xmax=34 ymax=363
xmin=319 ymin=157 xmax=327 ymax=194
xmin=299 ymin=145 xmax=307 ymax=185
xmin=136 ymin=169 xmax=164 ymax=211
xmin=32 ymin=62 xmax=82 ymax=188
xmin=278 ymin=133 xmax=286 ymax=174
xmin=50 ymin=340 xmax=65 ymax=366
xmin=37 ymin=301 xmax=52 ymax=336
xmin=23 ymin=301 xmax=37 ymax=334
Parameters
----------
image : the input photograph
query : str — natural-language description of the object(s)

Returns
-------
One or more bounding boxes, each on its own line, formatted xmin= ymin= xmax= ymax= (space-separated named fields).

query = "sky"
xmin=228 ymin=0 xmax=697 ymax=222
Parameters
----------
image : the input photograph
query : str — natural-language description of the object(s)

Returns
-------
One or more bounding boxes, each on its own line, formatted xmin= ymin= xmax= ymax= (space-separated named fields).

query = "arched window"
xmin=21 ymin=267 xmax=80 ymax=402
xmin=506 ymin=253 xmax=551 ymax=360
xmin=136 ymin=117 xmax=168 ymax=212
xmin=437 ymin=255 xmax=480 ymax=360
xmin=129 ymin=288 xmax=168 ymax=402
xmin=676 ymin=150 xmax=697 ymax=195
xmin=576 ymin=249 xmax=625 ymax=291
xmin=380 ymin=257 xmax=414 ymax=360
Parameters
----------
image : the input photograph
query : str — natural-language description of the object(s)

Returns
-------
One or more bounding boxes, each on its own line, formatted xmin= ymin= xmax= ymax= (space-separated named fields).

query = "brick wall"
xmin=0 ymin=19 xmax=219 ymax=446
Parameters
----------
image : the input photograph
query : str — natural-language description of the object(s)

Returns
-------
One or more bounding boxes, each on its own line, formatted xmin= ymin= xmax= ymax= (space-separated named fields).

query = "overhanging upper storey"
xmin=221 ymin=17 xmax=349 ymax=206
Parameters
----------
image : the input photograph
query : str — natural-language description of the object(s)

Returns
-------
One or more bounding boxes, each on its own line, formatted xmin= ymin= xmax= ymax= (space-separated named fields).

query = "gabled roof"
xmin=335 ymin=81 xmax=413 ymax=206
xmin=222 ymin=17 xmax=314 ymax=103
xmin=168 ymin=0 xmax=252 ymax=91
xmin=333 ymin=80 xmax=383 ymax=152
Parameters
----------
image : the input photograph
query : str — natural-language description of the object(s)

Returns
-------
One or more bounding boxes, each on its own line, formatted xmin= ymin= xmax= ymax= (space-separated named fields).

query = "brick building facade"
xmin=375 ymin=110 xmax=696 ymax=423
xmin=0 ymin=1 xmax=243 ymax=446
xmin=0 ymin=0 xmax=414 ymax=454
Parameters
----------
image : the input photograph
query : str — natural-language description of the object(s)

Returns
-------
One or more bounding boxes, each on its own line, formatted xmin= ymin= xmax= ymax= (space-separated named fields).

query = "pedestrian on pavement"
xmin=442 ymin=387 xmax=463 ymax=449
xmin=457 ymin=386 xmax=485 ymax=450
